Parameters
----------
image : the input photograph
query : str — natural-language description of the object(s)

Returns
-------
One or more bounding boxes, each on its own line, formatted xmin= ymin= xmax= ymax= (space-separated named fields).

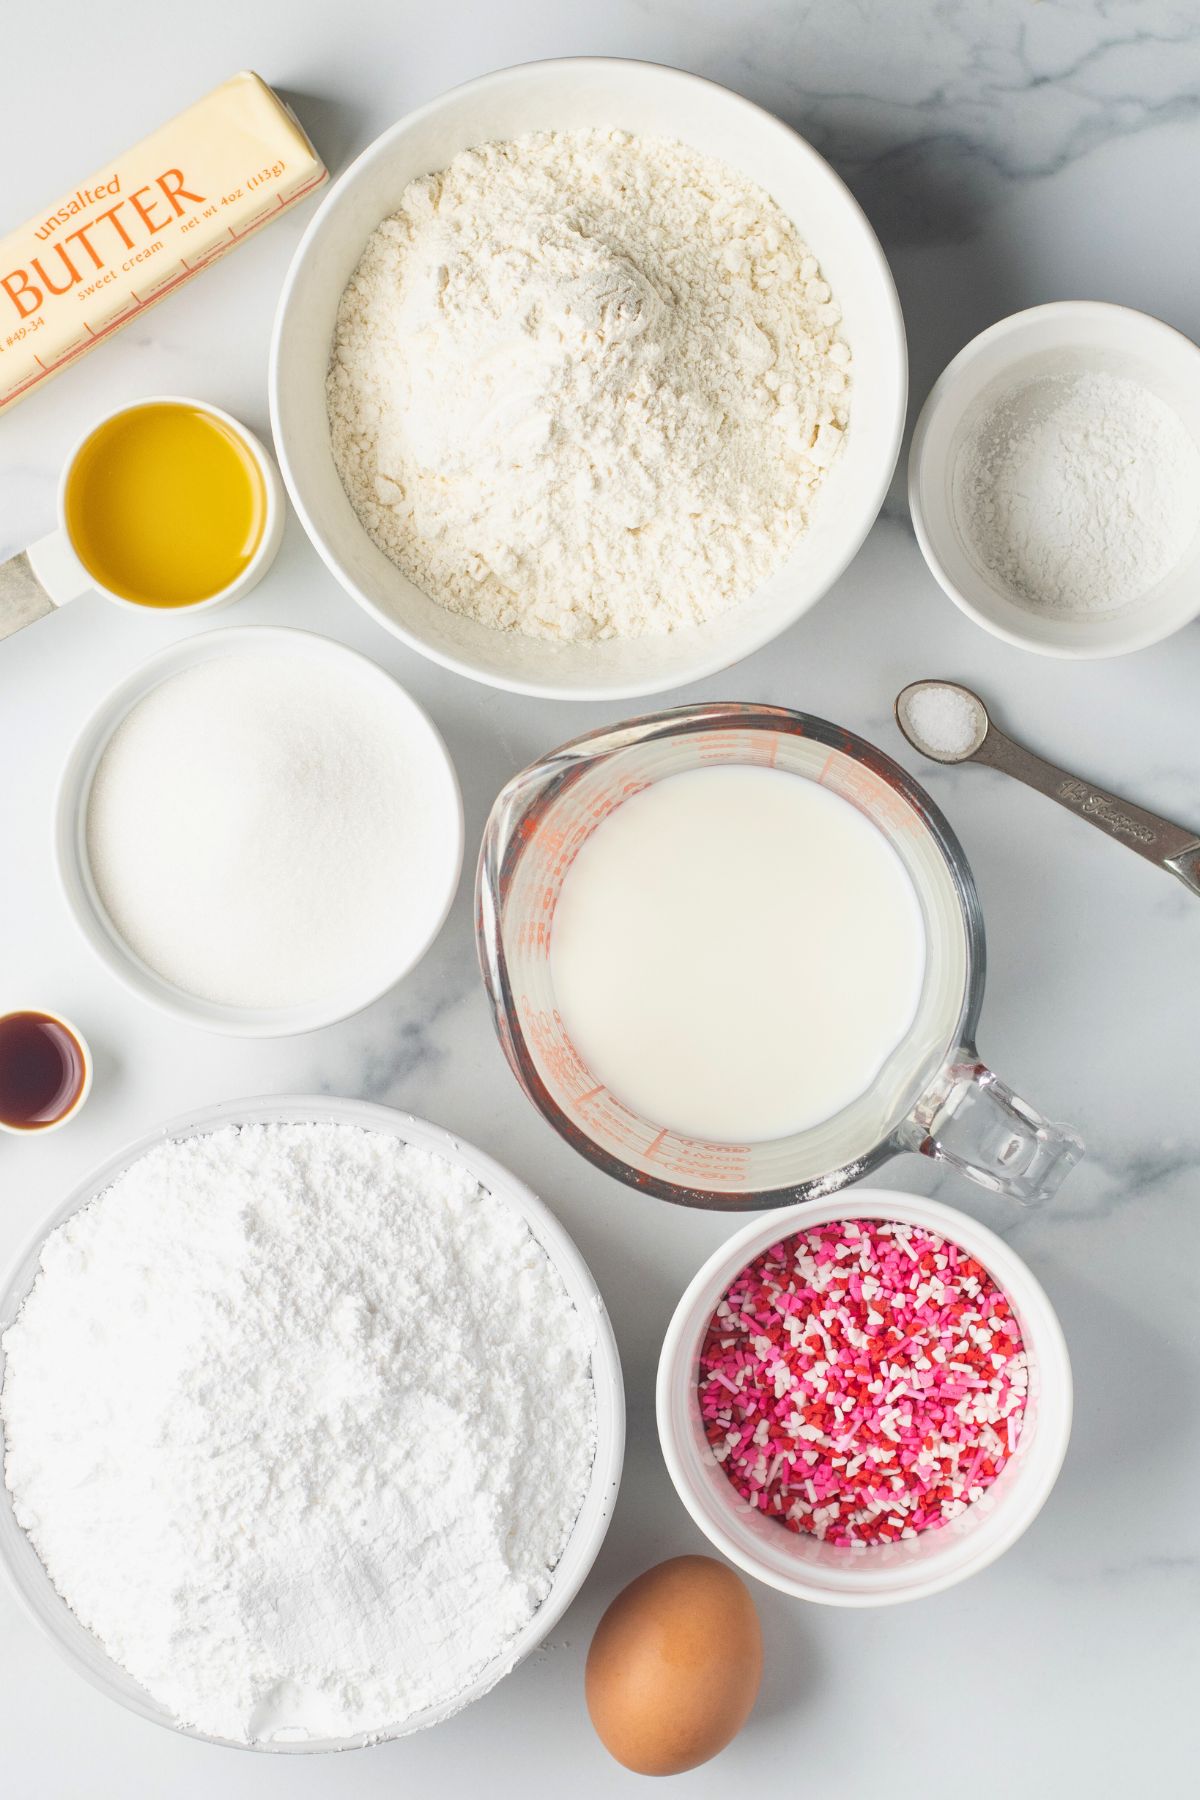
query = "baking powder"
xmin=954 ymin=368 xmax=1200 ymax=616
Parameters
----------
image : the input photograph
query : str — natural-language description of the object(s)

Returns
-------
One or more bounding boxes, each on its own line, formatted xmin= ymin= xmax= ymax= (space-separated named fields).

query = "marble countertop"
xmin=1 ymin=3 xmax=1196 ymax=1794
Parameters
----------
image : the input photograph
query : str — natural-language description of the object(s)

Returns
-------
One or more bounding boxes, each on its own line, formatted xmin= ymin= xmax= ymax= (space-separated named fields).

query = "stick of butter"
xmin=0 ymin=71 xmax=326 ymax=415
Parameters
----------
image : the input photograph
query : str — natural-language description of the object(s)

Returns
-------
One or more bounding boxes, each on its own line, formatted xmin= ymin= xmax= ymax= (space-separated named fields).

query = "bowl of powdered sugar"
xmin=270 ymin=58 xmax=906 ymax=699
xmin=0 ymin=1097 xmax=623 ymax=1750
xmin=910 ymin=302 xmax=1200 ymax=658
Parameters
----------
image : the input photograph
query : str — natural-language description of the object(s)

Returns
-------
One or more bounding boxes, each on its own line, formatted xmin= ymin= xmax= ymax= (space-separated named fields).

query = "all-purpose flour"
xmin=1 ymin=1123 xmax=596 ymax=1745
xmin=328 ymin=129 xmax=850 ymax=641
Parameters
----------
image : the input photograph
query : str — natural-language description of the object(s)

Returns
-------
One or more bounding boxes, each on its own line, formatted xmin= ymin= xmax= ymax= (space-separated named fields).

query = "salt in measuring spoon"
xmin=895 ymin=680 xmax=1200 ymax=898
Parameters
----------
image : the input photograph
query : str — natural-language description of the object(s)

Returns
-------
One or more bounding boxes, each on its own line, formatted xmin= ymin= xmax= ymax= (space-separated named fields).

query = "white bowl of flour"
xmin=270 ymin=58 xmax=906 ymax=699
xmin=0 ymin=1097 xmax=624 ymax=1750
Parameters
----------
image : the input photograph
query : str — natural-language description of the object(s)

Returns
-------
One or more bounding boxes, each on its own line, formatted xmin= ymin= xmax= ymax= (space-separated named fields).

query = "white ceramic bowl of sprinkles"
xmin=658 ymin=1192 xmax=1071 ymax=1605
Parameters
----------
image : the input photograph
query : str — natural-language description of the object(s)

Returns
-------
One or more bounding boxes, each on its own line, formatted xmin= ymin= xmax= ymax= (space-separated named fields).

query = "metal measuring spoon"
xmin=895 ymin=679 xmax=1200 ymax=898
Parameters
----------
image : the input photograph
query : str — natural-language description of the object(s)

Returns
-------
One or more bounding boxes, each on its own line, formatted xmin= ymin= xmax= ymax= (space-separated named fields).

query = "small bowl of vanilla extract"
xmin=0 ymin=1011 xmax=92 ymax=1136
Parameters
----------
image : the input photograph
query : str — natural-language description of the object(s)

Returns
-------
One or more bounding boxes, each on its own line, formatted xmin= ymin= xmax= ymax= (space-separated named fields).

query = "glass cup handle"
xmin=899 ymin=1051 xmax=1083 ymax=1206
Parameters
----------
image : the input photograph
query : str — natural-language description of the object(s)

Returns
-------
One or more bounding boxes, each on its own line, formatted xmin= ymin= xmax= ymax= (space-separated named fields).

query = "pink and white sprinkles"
xmin=699 ymin=1220 xmax=1028 ymax=1547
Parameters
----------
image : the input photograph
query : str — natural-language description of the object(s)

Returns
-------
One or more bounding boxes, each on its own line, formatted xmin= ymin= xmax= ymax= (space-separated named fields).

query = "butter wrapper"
xmin=0 ymin=71 xmax=326 ymax=414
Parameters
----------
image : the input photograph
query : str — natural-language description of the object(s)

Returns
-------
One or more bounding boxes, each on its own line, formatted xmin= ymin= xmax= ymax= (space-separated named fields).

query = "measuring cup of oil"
xmin=0 ymin=397 xmax=284 ymax=638
xmin=477 ymin=702 xmax=1083 ymax=1211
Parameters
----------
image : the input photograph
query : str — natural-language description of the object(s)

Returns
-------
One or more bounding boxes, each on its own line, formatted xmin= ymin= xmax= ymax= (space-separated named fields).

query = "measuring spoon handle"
xmin=974 ymin=724 xmax=1200 ymax=896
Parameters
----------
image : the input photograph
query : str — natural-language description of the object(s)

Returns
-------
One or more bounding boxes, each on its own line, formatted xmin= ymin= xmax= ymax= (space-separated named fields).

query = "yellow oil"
xmin=64 ymin=402 xmax=267 ymax=607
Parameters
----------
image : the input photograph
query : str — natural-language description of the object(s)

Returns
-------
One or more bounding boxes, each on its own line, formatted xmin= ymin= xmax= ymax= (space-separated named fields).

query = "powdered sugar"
xmin=953 ymin=368 xmax=1200 ymax=616
xmin=1 ymin=1122 xmax=596 ymax=1745
xmin=328 ymin=129 xmax=850 ymax=642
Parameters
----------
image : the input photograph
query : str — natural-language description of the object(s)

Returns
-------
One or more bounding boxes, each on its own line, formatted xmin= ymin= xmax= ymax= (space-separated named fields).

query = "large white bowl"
xmin=270 ymin=57 xmax=907 ymax=700
xmin=0 ymin=1096 xmax=625 ymax=1751
xmin=658 ymin=1192 xmax=1071 ymax=1605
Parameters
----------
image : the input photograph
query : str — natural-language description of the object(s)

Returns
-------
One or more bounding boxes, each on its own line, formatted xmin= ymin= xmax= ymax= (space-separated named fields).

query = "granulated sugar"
xmin=1 ymin=1122 xmax=596 ymax=1744
xmin=328 ymin=129 xmax=850 ymax=642
xmin=85 ymin=647 xmax=460 ymax=1009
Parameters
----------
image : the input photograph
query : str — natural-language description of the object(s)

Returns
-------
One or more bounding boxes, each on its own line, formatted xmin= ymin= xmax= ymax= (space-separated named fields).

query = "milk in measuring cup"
xmin=549 ymin=765 xmax=926 ymax=1143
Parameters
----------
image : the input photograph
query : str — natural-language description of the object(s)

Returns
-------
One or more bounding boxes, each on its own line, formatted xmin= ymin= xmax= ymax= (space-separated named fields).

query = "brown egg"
xmin=585 ymin=1554 xmax=763 ymax=1776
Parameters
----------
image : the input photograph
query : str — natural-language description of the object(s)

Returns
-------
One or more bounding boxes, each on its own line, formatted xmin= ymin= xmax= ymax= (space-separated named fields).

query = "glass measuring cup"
xmin=477 ymin=703 xmax=1082 ymax=1210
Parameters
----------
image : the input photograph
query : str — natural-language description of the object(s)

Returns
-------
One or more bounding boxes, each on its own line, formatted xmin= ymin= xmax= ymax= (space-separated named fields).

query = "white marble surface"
xmin=1 ymin=2 xmax=1197 ymax=1793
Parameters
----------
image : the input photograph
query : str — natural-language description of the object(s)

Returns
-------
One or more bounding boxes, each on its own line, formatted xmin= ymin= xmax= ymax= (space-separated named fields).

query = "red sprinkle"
xmin=698 ymin=1220 xmax=1028 ymax=1548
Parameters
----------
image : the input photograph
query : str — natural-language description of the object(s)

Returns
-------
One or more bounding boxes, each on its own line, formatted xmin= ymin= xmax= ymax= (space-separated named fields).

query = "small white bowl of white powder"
xmin=910 ymin=302 xmax=1200 ymax=658
xmin=0 ymin=1097 xmax=623 ymax=1750
xmin=56 ymin=626 xmax=464 ymax=1035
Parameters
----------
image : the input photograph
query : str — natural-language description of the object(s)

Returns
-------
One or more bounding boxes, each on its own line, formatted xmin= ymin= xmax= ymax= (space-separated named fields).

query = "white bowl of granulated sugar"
xmin=909 ymin=301 xmax=1200 ymax=658
xmin=56 ymin=626 xmax=464 ymax=1037
xmin=270 ymin=57 xmax=907 ymax=700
